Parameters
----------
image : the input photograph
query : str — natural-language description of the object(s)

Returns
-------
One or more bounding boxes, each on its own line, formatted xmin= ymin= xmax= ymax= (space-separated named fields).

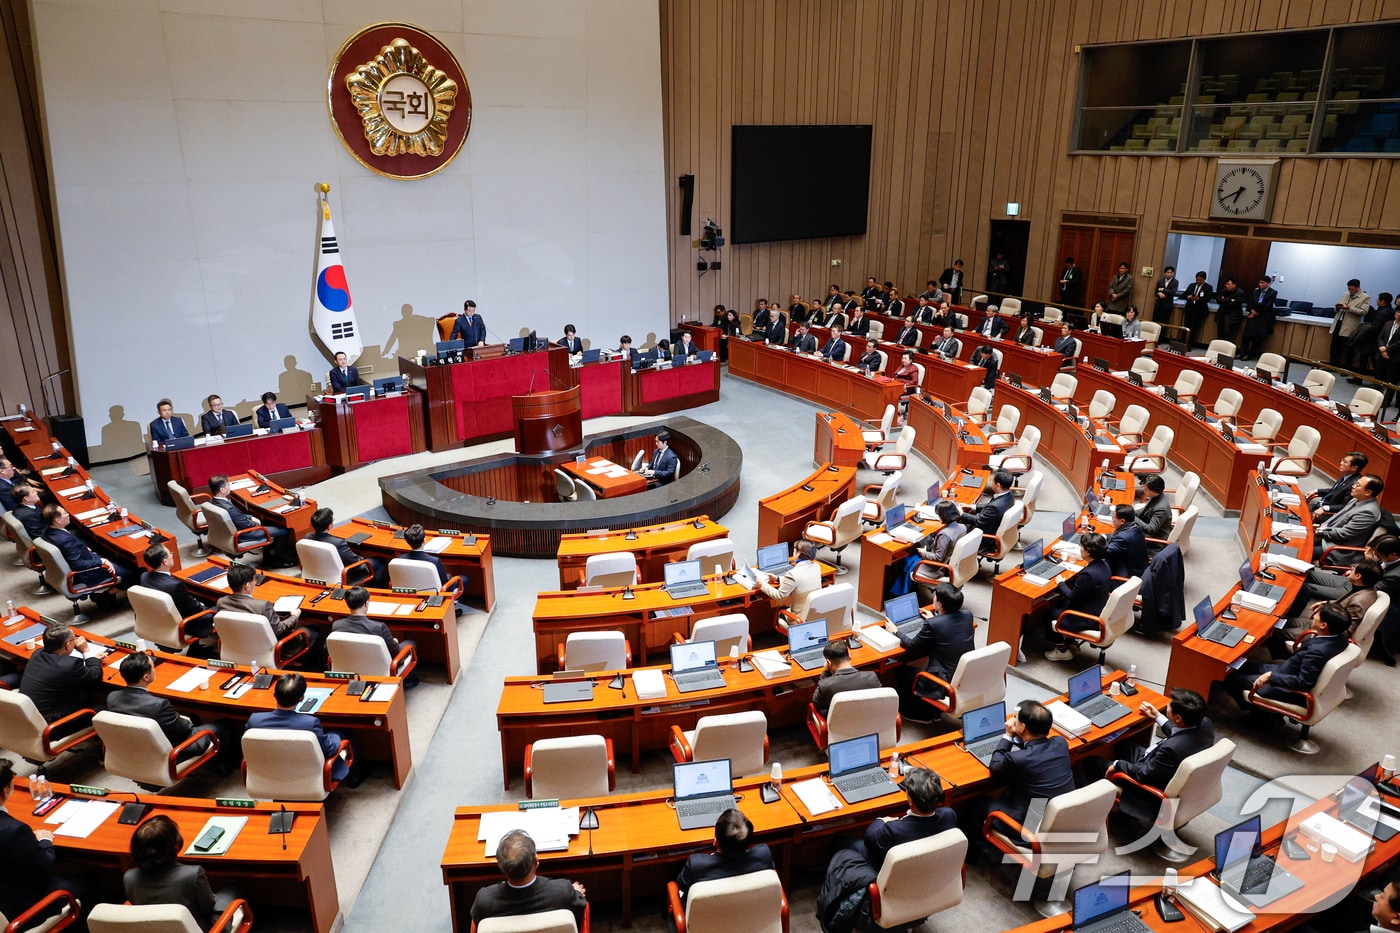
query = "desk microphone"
xmin=699 ymin=461 xmax=711 ymax=473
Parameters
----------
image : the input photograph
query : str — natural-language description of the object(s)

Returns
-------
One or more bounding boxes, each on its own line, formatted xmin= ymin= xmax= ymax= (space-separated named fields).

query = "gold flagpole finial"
xmin=317 ymin=182 xmax=331 ymax=220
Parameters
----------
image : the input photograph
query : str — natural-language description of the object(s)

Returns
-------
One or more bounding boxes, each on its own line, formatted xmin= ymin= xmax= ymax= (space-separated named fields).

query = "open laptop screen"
xmin=1022 ymin=539 xmax=1044 ymax=570
xmin=962 ymin=701 xmax=1005 ymax=744
xmin=884 ymin=592 xmax=919 ymax=625
xmin=884 ymin=503 xmax=907 ymax=530
xmin=1062 ymin=515 xmax=1077 ymax=540
xmin=1193 ymin=596 xmax=1215 ymax=629
xmin=1215 ymin=816 xmax=1264 ymax=878
xmin=828 ymin=732 xmax=880 ymax=778
xmin=1238 ymin=560 xmax=1257 ymax=590
xmin=664 ymin=559 xmax=703 ymax=587
xmin=669 ymin=640 xmax=717 ymax=673
xmin=787 ymin=620 xmax=828 ymax=653
xmin=674 ymin=758 xmax=732 ymax=800
xmin=1067 ymin=666 xmax=1102 ymax=706
xmin=1073 ymin=872 xmax=1132 ymax=929
xmin=756 ymin=542 xmax=788 ymax=569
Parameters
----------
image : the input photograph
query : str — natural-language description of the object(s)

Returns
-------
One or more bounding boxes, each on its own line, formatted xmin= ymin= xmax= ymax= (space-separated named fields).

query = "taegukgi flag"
xmin=310 ymin=183 xmax=363 ymax=363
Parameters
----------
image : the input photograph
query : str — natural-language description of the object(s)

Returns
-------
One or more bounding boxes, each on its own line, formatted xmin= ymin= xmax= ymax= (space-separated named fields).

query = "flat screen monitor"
xmin=730 ymin=125 xmax=872 ymax=244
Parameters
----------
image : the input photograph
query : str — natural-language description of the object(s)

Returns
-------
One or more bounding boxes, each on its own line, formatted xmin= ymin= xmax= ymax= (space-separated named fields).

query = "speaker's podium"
xmin=512 ymin=387 xmax=582 ymax=454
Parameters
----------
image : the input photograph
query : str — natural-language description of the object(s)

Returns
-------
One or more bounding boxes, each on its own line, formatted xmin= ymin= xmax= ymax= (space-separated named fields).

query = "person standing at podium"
xmin=149 ymin=399 xmax=189 ymax=445
xmin=327 ymin=351 xmax=362 ymax=393
xmin=451 ymin=299 xmax=487 ymax=347
xmin=200 ymin=395 xmax=238 ymax=435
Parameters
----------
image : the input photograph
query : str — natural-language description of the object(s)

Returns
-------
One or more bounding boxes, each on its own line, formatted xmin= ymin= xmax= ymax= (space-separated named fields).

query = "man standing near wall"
xmin=1332 ymin=278 xmax=1370 ymax=372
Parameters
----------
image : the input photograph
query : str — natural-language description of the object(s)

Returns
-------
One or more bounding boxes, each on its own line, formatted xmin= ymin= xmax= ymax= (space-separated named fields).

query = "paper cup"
xmin=1320 ymin=843 xmax=1338 ymax=863
xmin=1383 ymin=754 xmax=1397 ymax=774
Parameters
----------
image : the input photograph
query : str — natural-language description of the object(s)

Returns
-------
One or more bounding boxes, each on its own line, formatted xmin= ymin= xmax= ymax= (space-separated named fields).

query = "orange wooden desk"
xmin=225 ymin=471 xmax=317 ymax=542
xmin=309 ymin=388 xmax=427 ymax=472
xmin=176 ymin=555 xmax=461 ymax=684
xmin=0 ymin=607 xmax=413 ymax=789
xmin=815 ymin=411 xmax=867 ymax=467
xmin=757 ymin=461 xmax=857 ymax=548
xmin=729 ymin=338 xmax=904 ymax=423
xmin=11 ymin=777 xmax=340 ymax=933
xmin=906 ymin=396 xmax=990 ymax=474
xmin=990 ymin=379 xmax=1129 ymax=491
xmin=561 ymin=456 xmax=648 ymax=499
xmin=333 ymin=517 xmax=496 ymax=612
xmin=555 ymin=516 xmax=728 ymax=589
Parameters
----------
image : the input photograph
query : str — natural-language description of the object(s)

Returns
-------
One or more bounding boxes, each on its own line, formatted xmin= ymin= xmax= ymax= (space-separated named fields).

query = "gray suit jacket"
xmin=1318 ymin=497 xmax=1381 ymax=547
xmin=125 ymin=863 xmax=217 ymax=930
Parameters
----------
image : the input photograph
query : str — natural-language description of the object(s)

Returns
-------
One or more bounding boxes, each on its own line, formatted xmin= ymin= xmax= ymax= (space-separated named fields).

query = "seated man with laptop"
xmin=1095 ymin=688 xmax=1214 ymax=823
xmin=811 ymin=639 xmax=881 ymax=714
xmin=673 ymin=808 xmax=775 ymax=905
xmin=884 ymin=582 xmax=974 ymax=723
xmin=756 ymin=539 xmax=823 ymax=614
xmin=1222 ymin=601 xmax=1351 ymax=717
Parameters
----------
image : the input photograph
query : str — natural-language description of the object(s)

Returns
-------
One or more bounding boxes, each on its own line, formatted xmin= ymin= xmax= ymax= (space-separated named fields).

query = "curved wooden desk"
xmin=332 ymin=517 xmax=496 ymax=611
xmin=146 ymin=427 xmax=330 ymax=507
xmin=756 ymin=462 xmax=857 ymax=547
xmin=815 ymin=411 xmax=867 ymax=467
xmin=905 ymin=395 xmax=990 ymax=475
xmin=513 ymin=386 xmax=583 ymax=454
xmin=555 ymin=516 xmax=728 ymax=589
xmin=988 ymin=379 xmax=1128 ymax=490
xmin=728 ymin=338 xmax=903 ymax=422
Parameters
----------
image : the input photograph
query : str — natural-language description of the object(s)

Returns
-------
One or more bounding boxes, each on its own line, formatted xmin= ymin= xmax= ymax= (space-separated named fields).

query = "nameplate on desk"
xmin=113 ymin=639 xmax=139 ymax=652
xmin=69 ymin=784 xmax=108 ymax=796
xmin=436 ymin=528 xmax=461 ymax=536
xmin=391 ymin=586 xmax=421 ymax=594
xmin=206 ymin=659 xmax=236 ymax=670
xmin=215 ymin=797 xmax=258 ymax=809
xmin=323 ymin=670 xmax=356 ymax=681
xmin=518 ymin=798 xmax=560 ymax=810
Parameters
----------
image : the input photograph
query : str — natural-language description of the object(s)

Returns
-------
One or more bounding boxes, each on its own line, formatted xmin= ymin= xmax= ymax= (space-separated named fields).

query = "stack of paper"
xmin=1234 ymin=591 xmax=1277 ymax=613
xmin=1237 ymin=442 xmax=1270 ymax=454
xmin=1273 ymin=522 xmax=1307 ymax=540
xmin=1045 ymin=700 xmax=1092 ymax=737
xmin=48 ymin=799 xmax=121 ymax=838
xmin=857 ymin=625 xmax=900 ymax=653
xmin=479 ymin=807 xmax=579 ymax=856
xmin=424 ymin=537 xmax=452 ymax=552
xmin=1300 ymin=812 xmax=1372 ymax=862
xmin=167 ymin=667 xmax=216 ymax=693
xmin=632 ymin=669 xmax=667 ymax=699
xmin=1174 ymin=877 xmax=1253 ymax=932
xmin=791 ymin=778 xmax=842 ymax=816
xmin=1261 ymin=553 xmax=1313 ymax=574
xmin=750 ymin=650 xmax=790 ymax=680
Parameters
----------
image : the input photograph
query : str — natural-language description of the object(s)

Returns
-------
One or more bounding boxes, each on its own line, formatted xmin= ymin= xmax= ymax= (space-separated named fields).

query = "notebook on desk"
xmin=672 ymin=758 xmax=737 ymax=831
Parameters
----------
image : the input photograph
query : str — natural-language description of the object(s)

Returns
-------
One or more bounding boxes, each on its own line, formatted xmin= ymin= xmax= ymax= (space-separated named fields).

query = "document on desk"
xmin=1174 ymin=877 xmax=1253 ymax=932
xmin=867 ymin=532 xmax=894 ymax=545
xmin=424 ymin=536 xmax=452 ymax=553
xmin=229 ymin=478 xmax=258 ymax=490
xmin=479 ymin=808 xmax=577 ymax=856
xmin=603 ymin=467 xmax=630 ymax=478
xmin=40 ymin=466 xmax=68 ymax=476
xmin=54 ymin=485 xmax=87 ymax=498
xmin=52 ymin=800 xmax=121 ymax=838
xmin=750 ymin=650 xmax=792 ymax=680
xmin=857 ymin=625 xmax=900 ymax=653
xmin=363 ymin=683 xmax=398 ymax=703
xmin=183 ymin=816 xmax=247 ymax=857
xmin=585 ymin=466 xmax=610 ymax=475
xmin=632 ymin=669 xmax=667 ymax=700
xmin=75 ymin=507 xmax=109 ymax=521
xmin=791 ymin=778 xmax=842 ymax=816
xmin=168 ymin=667 xmax=216 ymax=693
xmin=367 ymin=601 xmax=400 ymax=615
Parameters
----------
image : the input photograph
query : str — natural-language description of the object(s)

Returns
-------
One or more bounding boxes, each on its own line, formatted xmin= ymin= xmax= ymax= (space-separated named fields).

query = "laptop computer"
xmin=755 ymin=541 xmax=790 ymax=574
xmin=958 ymin=701 xmax=1006 ymax=766
xmin=1193 ymin=595 xmax=1245 ymax=647
xmin=163 ymin=436 xmax=195 ymax=451
xmin=542 ymin=670 xmax=595 ymax=704
xmin=1085 ymin=489 xmax=1114 ymax=519
xmin=669 ymin=640 xmax=726 ymax=693
xmin=883 ymin=592 xmax=923 ymax=635
xmin=696 ymin=350 xmax=714 ymax=363
xmin=1020 ymin=539 xmax=1063 ymax=583
xmin=3 ymin=623 xmax=46 ymax=646
xmin=1339 ymin=776 xmax=1400 ymax=842
xmin=672 ymin=758 xmax=737 ymax=830
xmin=225 ymin=423 xmax=254 ymax=438
xmin=787 ymin=619 xmax=830 ymax=671
xmin=1061 ymin=514 xmax=1083 ymax=545
xmin=884 ymin=503 xmax=925 ymax=544
xmin=189 ymin=565 xmax=228 ymax=585
xmin=663 ymin=559 xmax=710 ymax=600
xmin=957 ymin=473 xmax=984 ymax=489
xmin=1099 ymin=321 xmax=1125 ymax=340
xmin=1071 ymin=872 xmax=1152 ymax=933
xmin=1213 ymin=815 xmax=1305 ymax=908
xmin=1239 ymin=560 xmax=1285 ymax=602
xmin=580 ymin=348 xmax=602 ymax=364
xmin=1067 ymin=666 xmax=1130 ymax=727
xmin=828 ymin=732 xmax=901 ymax=805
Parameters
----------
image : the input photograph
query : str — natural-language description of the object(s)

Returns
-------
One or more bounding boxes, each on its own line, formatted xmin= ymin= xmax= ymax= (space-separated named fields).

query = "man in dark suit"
xmin=932 ymin=326 xmax=961 ymax=359
xmin=331 ymin=586 xmax=413 ymax=666
xmin=819 ymin=325 xmax=848 ymax=362
xmin=0 ymin=759 xmax=88 ymax=927
xmin=811 ymin=639 xmax=881 ymax=714
xmin=450 ymin=299 xmax=487 ymax=347
xmin=1051 ymin=323 xmax=1078 ymax=365
xmin=401 ymin=524 xmax=471 ymax=602
xmin=894 ymin=317 xmax=921 ymax=347
xmin=676 ymin=331 xmax=700 ymax=360
xmin=939 ymin=259 xmax=965 ymax=306
xmin=10 ymin=483 xmax=45 ymax=539
xmin=975 ymin=312 xmax=1009 ymax=339
xmin=1241 ymin=274 xmax=1278 ymax=360
xmin=1045 ymin=533 xmax=1113 ymax=660
xmin=471 ymin=830 xmax=587 ymax=927
xmin=1134 ymin=474 xmax=1173 ymax=553
xmin=1309 ymin=452 xmax=1367 ymax=520
xmin=1214 ymin=277 xmax=1245 ymax=346
xmin=1181 ymin=271 xmax=1214 ymax=347
xmin=207 ymin=473 xmax=296 ymax=566
xmin=19 ymin=624 xmax=104 ymax=723
xmin=675 ymin=809 xmax=775 ymax=904
xmin=253 ymin=392 xmax=293 ymax=428
xmin=1151 ymin=266 xmax=1180 ymax=322
xmin=108 ymin=652 xmax=223 ymax=762
xmin=964 ymin=701 xmax=1075 ymax=848
xmin=139 ymin=543 xmax=214 ymax=643
xmin=1312 ymin=474 xmax=1384 ymax=561
xmin=642 ymin=430 xmax=680 ymax=486
xmin=959 ymin=470 xmax=1015 ymax=553
xmin=1101 ymin=688 xmax=1214 ymax=822
xmin=148 ymin=399 xmax=190 ymax=445
xmin=327 ymin=351 xmax=362 ymax=393
xmin=846 ymin=307 xmax=870 ymax=337
xmin=247 ymin=674 xmax=362 ymax=785
xmin=42 ymin=503 xmax=136 ymax=592
xmin=1106 ymin=504 xmax=1149 ymax=577
xmin=1224 ymin=602 xmax=1351 ymax=710
xmin=308 ymin=507 xmax=382 ymax=587
xmin=1058 ymin=257 xmax=1084 ymax=308
xmin=199 ymin=394 xmax=239 ymax=435
xmin=558 ymin=324 xmax=583 ymax=354
xmin=0 ymin=458 xmax=19 ymax=510
xmin=787 ymin=323 xmax=817 ymax=353
xmin=762 ymin=311 xmax=788 ymax=345
xmin=752 ymin=299 xmax=774 ymax=332
xmin=887 ymin=582 xmax=975 ymax=721
xmin=216 ymin=561 xmax=316 ymax=659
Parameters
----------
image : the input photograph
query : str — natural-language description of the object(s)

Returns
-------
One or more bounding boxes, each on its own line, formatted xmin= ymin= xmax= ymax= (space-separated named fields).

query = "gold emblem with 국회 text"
xmin=345 ymin=38 xmax=457 ymax=157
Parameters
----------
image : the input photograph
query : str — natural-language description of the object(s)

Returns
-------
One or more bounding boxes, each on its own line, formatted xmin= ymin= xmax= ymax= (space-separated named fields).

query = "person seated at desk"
xmin=1312 ymin=474 xmax=1384 ymax=561
xmin=450 ymin=299 xmax=486 ymax=347
xmin=1309 ymin=452 xmax=1368 ymax=520
xmin=957 ymin=470 xmax=1015 ymax=553
xmin=808 ymin=302 xmax=829 ymax=327
xmin=893 ymin=317 xmax=921 ymax=348
xmin=886 ymin=581 xmax=975 ymax=722
xmin=1134 ymin=474 xmax=1172 ymax=552
xmin=892 ymin=350 xmax=920 ymax=398
xmin=757 ymin=538 xmax=822 ymax=612
xmin=654 ymin=339 xmax=674 ymax=362
xmin=1289 ymin=535 xmax=1400 ymax=659
xmin=854 ymin=344 xmax=882 ymax=373
xmin=471 ymin=829 xmax=587 ymax=927
xmin=1122 ymin=306 xmax=1142 ymax=339
xmin=1092 ymin=688 xmax=1214 ymax=822
xmin=674 ymin=809 xmax=775 ymax=905
xmin=752 ymin=298 xmax=775 ymax=331
xmin=974 ymin=310 xmax=1008 ymax=339
xmin=1012 ymin=313 xmax=1037 ymax=346
xmin=140 ymin=543 xmax=215 ymax=647
xmin=811 ymin=639 xmax=881 ymax=714
xmin=109 ymin=652 xmax=229 ymax=768
xmin=962 ymin=700 xmax=1075 ymax=859
xmin=327 ymin=351 xmax=362 ymax=393
xmin=1044 ymin=533 xmax=1112 ymax=661
xmin=640 ymin=430 xmax=680 ymax=486
xmin=1274 ymin=560 xmax=1380 ymax=652
xmin=1367 ymin=873 xmax=1400 ymax=932
xmin=788 ymin=323 xmax=817 ymax=354
xmin=331 ymin=586 xmax=415 ymax=684
xmin=910 ymin=501 xmax=968 ymax=602
xmin=149 ymin=398 xmax=189 ymax=445
xmin=1222 ymin=602 xmax=1351 ymax=719
xmin=558 ymin=324 xmax=583 ymax=354
xmin=818 ymin=768 xmax=955 ymax=926
xmin=126 ymin=814 xmax=242 ymax=931
xmin=19 ymin=623 xmax=104 ymax=725
xmin=216 ymin=560 xmax=318 ymax=660
xmin=761 ymin=312 xmax=788 ymax=345
xmin=200 ymin=394 xmax=239 ymax=435
xmin=911 ymin=296 xmax=934 ymax=324
xmin=1051 ymin=322 xmax=1078 ymax=368
xmin=614 ymin=334 xmax=636 ymax=359
xmin=676 ymin=330 xmax=699 ymax=360
xmin=42 ymin=502 xmax=137 ymax=595
xmin=710 ymin=304 xmax=728 ymax=327
xmin=787 ymin=295 xmax=808 ymax=323
xmin=10 ymin=482 xmax=45 ymax=539
xmin=247 ymin=673 xmax=364 ymax=786
xmin=0 ymin=457 xmax=18 ymax=510
xmin=207 ymin=473 xmax=296 ymax=567
xmin=1106 ymin=504 xmax=1148 ymax=578
xmin=970 ymin=344 xmax=999 ymax=389
xmin=253 ymin=392 xmax=292 ymax=428
xmin=931 ymin=326 xmax=961 ymax=359
xmin=400 ymin=523 xmax=452 ymax=587
xmin=886 ymin=286 xmax=905 ymax=319
xmin=308 ymin=507 xmax=383 ymax=587
xmin=819 ymin=325 xmax=848 ymax=362
xmin=846 ymin=306 xmax=870 ymax=337
xmin=0 ymin=758 xmax=92 ymax=930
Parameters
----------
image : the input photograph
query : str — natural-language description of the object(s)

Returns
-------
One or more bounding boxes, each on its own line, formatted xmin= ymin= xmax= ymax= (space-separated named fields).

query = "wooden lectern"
xmin=512 ymin=387 xmax=582 ymax=454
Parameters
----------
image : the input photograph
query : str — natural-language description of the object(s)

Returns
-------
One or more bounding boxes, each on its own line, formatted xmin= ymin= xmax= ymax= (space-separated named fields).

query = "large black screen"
xmin=729 ymin=125 xmax=872 ymax=244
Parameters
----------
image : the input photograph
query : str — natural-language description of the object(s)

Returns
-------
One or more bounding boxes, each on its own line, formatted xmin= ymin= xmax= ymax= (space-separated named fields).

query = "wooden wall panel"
xmin=660 ymin=0 xmax=1400 ymax=322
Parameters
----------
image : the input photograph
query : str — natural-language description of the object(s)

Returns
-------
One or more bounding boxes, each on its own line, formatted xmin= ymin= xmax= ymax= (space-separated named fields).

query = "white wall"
xmin=31 ymin=0 xmax=669 ymax=460
xmin=1264 ymin=242 xmax=1400 ymax=311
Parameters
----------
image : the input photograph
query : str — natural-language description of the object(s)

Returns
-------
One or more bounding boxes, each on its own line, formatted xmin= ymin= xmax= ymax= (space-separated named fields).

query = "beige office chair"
xmin=1123 ymin=425 xmax=1173 ymax=474
xmin=913 ymin=641 xmax=1011 ymax=718
xmin=1269 ymin=424 xmax=1320 ymax=476
xmin=1 ymin=511 xmax=44 ymax=583
xmin=296 ymin=538 xmax=371 ymax=586
xmin=966 ymin=386 xmax=992 ymax=423
xmin=669 ymin=711 xmax=769 ymax=776
xmin=326 ymin=631 xmax=416 ymax=679
xmin=983 ymin=780 xmax=1118 ymax=918
xmin=1016 ymin=470 xmax=1045 ymax=526
xmin=0 ymin=689 xmax=99 ymax=766
xmin=1302 ymin=368 xmax=1335 ymax=399
xmin=2 ymin=890 xmax=81 ymax=933
xmin=574 ymin=482 xmax=598 ymax=502
xmin=93 ymin=710 xmax=218 ymax=791
xmin=1109 ymin=739 xmax=1236 ymax=863
xmin=861 ymin=405 xmax=897 ymax=446
xmin=803 ymin=496 xmax=867 ymax=573
xmin=1151 ymin=504 xmax=1197 ymax=556
xmin=1255 ymin=352 xmax=1287 ymax=380
xmin=32 ymin=537 xmax=118 ymax=622
xmin=985 ymin=404 xmax=1022 ymax=446
xmin=998 ymin=297 xmax=1021 ymax=316
xmin=910 ymin=529 xmax=982 ymax=590
xmin=1246 ymin=640 xmax=1362 ymax=754
xmin=167 ymin=481 xmax=212 ymax=556
xmin=1212 ymin=387 xmax=1244 ymax=420
xmin=557 ymin=631 xmax=630 ymax=672
xmin=778 ymin=582 xmax=854 ymax=638
xmin=213 ymin=609 xmax=312 ymax=668
xmin=808 ymin=686 xmax=901 ymax=751
xmin=988 ymin=426 xmax=1040 ymax=476
xmin=1041 ymin=306 xmax=1063 ymax=324
xmin=1129 ymin=357 xmax=1159 ymax=384
xmin=862 ymin=424 xmax=914 ymax=473
xmin=553 ymin=469 xmax=577 ymax=502
xmin=127 ymin=585 xmax=208 ymax=653
xmin=867 ymin=320 xmax=884 ymax=342
xmin=1138 ymin=320 xmax=1161 ymax=352
xmin=1050 ymin=373 xmax=1078 ymax=403
xmin=1087 ymin=390 xmax=1116 ymax=420
xmin=478 ymin=910 xmax=582 ymax=933
xmin=1205 ymin=339 xmax=1236 ymax=363
xmin=978 ymin=502 xmax=1025 ymax=574
xmin=1171 ymin=369 xmax=1203 ymax=403
xmin=1351 ymin=387 xmax=1384 ymax=419
xmin=1350 ymin=591 xmax=1391 ymax=665
xmin=687 ymin=538 xmax=735 ymax=576
xmin=676 ymin=613 xmax=750 ymax=658
xmin=630 ymin=450 xmax=646 ymax=471
xmin=387 ymin=557 xmax=464 ymax=601
xmin=860 ymin=471 xmax=903 ymax=525
xmin=524 ymin=735 xmax=614 ymax=800
xmin=584 ymin=552 xmax=637 ymax=588
xmin=1171 ymin=472 xmax=1201 ymax=514
xmin=200 ymin=502 xmax=269 ymax=561
xmin=88 ymin=900 xmax=253 ymax=933
xmin=1242 ymin=408 xmax=1283 ymax=445
xmin=1051 ymin=576 xmax=1142 ymax=669
xmin=867 ymin=829 xmax=967 ymax=929
xmin=1113 ymin=404 xmax=1150 ymax=447
xmin=667 ymin=870 xmax=788 ymax=933
xmin=242 ymin=727 xmax=350 ymax=801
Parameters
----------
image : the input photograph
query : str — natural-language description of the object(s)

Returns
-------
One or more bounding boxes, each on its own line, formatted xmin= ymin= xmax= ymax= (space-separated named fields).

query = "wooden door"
xmin=1055 ymin=227 xmax=1097 ymax=307
xmin=1220 ymin=238 xmax=1271 ymax=288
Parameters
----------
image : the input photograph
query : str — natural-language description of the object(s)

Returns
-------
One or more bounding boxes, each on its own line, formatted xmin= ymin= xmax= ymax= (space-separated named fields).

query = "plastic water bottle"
xmin=888 ymin=751 xmax=901 ymax=779
xmin=1127 ymin=664 xmax=1138 ymax=688
xmin=1163 ymin=867 xmax=1177 ymax=895
xmin=4 ymin=599 xmax=13 ymax=620
xmin=34 ymin=768 xmax=51 ymax=801
xmin=29 ymin=771 xmax=43 ymax=802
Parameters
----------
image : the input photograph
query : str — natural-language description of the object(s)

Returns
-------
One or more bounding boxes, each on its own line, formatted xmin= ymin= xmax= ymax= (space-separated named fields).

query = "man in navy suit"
xmin=894 ymin=317 xmax=921 ymax=347
xmin=253 ymin=392 xmax=292 ymax=428
xmin=139 ymin=543 xmax=214 ymax=643
xmin=975 ymin=312 xmax=1009 ymax=339
xmin=207 ymin=474 xmax=295 ymax=566
xmin=1099 ymin=688 xmax=1214 ymax=822
xmin=10 ymin=483 xmax=45 ymax=539
xmin=1309 ymin=452 xmax=1367 ymax=520
xmin=307 ymin=508 xmax=382 ymax=587
xmin=327 ymin=351 xmax=362 ymax=393
xmin=149 ymin=399 xmax=189 ymax=445
xmin=676 ymin=331 xmax=699 ymax=360
xmin=963 ymin=701 xmax=1075 ymax=849
xmin=674 ymin=808 xmax=775 ymax=904
xmin=41 ymin=503 xmax=136 ymax=592
xmin=1106 ymin=504 xmax=1149 ymax=577
xmin=1045 ymin=533 xmax=1113 ymax=660
xmin=108 ymin=652 xmax=224 ymax=763
xmin=0 ymin=457 xmax=19 ymax=510
xmin=887 ymin=582 xmax=975 ymax=720
xmin=0 ymin=758 xmax=90 ymax=926
xmin=959 ymin=470 xmax=1016 ymax=553
xmin=761 ymin=310 xmax=788 ymax=345
xmin=18 ymin=624 xmax=104 ymax=724
xmin=787 ymin=323 xmax=817 ymax=353
xmin=247 ymin=674 xmax=363 ymax=786
xmin=450 ymin=299 xmax=487 ymax=347
xmin=819 ymin=325 xmax=848 ymax=362
xmin=1224 ymin=601 xmax=1351 ymax=710
xmin=401 ymin=524 xmax=467 ymax=595
xmin=199 ymin=394 xmax=239 ymax=435
xmin=558 ymin=324 xmax=583 ymax=354
xmin=642 ymin=430 xmax=680 ymax=486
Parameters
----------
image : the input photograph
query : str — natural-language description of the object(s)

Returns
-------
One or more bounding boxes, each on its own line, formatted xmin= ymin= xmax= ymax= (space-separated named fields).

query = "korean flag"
xmin=310 ymin=196 xmax=364 ymax=363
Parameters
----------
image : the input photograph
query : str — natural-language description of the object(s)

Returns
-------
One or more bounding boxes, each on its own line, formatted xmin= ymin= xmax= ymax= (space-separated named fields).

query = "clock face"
xmin=1214 ymin=166 xmax=1268 ymax=217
